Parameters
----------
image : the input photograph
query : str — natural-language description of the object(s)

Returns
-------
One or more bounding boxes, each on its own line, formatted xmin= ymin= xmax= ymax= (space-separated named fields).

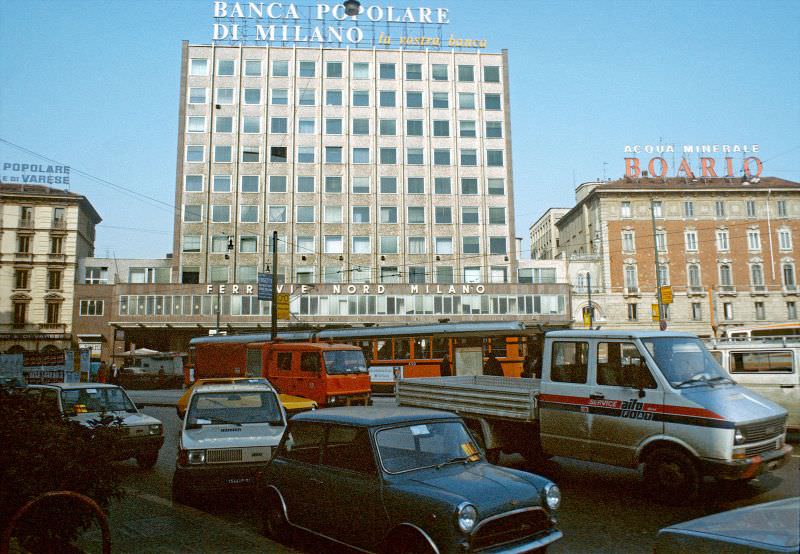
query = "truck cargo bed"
xmin=396 ymin=376 xmax=540 ymax=422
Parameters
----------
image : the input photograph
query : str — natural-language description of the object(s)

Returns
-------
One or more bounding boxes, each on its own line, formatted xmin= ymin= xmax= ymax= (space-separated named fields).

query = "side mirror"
xmin=135 ymin=402 xmax=145 ymax=410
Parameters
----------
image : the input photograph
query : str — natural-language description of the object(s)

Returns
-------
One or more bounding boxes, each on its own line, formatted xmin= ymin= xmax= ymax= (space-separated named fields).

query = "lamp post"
xmin=586 ymin=272 xmax=593 ymax=328
xmin=215 ymin=236 xmax=234 ymax=333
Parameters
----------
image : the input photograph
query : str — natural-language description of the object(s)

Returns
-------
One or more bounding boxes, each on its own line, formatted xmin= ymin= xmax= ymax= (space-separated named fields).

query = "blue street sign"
xmin=258 ymin=273 xmax=273 ymax=301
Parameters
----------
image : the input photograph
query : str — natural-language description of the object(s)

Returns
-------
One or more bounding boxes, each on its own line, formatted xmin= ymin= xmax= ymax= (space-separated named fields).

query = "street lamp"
xmin=216 ymin=237 xmax=235 ymax=332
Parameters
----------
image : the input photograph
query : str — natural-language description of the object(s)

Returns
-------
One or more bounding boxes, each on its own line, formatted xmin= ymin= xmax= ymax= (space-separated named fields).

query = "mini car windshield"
xmin=187 ymin=391 xmax=283 ymax=426
xmin=61 ymin=387 xmax=137 ymax=415
xmin=643 ymin=337 xmax=733 ymax=389
xmin=323 ymin=351 xmax=368 ymax=375
xmin=375 ymin=421 xmax=481 ymax=473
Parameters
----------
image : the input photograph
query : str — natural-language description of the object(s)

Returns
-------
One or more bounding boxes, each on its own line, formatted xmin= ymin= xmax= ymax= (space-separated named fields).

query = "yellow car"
xmin=177 ymin=377 xmax=317 ymax=419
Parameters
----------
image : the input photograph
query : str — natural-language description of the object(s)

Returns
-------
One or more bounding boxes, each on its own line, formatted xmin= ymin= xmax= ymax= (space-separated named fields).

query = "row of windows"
xmin=190 ymin=58 xmax=502 ymax=83
xmin=626 ymin=301 xmax=798 ymax=322
xmin=182 ymin=233 xmax=509 ymax=256
xmin=622 ymin=199 xmax=790 ymax=219
xmin=189 ymin=88 xmax=503 ymax=110
xmin=14 ymin=235 xmax=65 ymax=255
xmin=119 ymin=293 xmax=565 ymax=318
xmin=622 ymin=228 xmax=794 ymax=252
xmin=11 ymin=302 xmax=62 ymax=326
xmin=12 ymin=269 xmax=63 ymax=290
xmin=188 ymin=115 xmax=503 ymax=138
xmin=185 ymin=174 xmax=506 ymax=195
xmin=622 ymin=262 xmax=797 ymax=291
xmin=182 ymin=204 xmax=509 ymax=228
xmin=185 ymin=144 xmax=505 ymax=166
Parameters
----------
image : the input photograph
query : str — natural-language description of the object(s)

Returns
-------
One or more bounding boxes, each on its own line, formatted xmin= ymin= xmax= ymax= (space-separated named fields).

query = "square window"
xmin=217 ymin=59 xmax=234 ymax=76
xmin=189 ymin=58 xmax=208 ymax=76
xmin=406 ymin=119 xmax=423 ymax=136
xmin=215 ymin=116 xmax=233 ymax=133
xmin=462 ymin=206 xmax=479 ymax=223
xmin=214 ymin=145 xmax=231 ymax=162
xmin=407 ymin=177 xmax=424 ymax=194
xmin=380 ymin=148 xmax=396 ymax=164
xmin=352 ymin=236 xmax=370 ymax=253
xmin=326 ymin=61 xmax=342 ymax=77
xmin=458 ymin=93 xmax=475 ymax=109
xmin=272 ymin=60 xmax=289 ymax=76
xmin=188 ymin=88 xmax=206 ymax=104
xmin=352 ymin=206 xmax=370 ymax=223
xmin=242 ymin=116 xmax=261 ymax=133
xmin=406 ymin=91 xmax=423 ymax=108
xmin=326 ymin=118 xmax=342 ymax=134
xmin=325 ymin=176 xmax=342 ymax=193
xmin=298 ymin=118 xmax=316 ymax=134
xmin=488 ymin=178 xmax=505 ymax=195
xmin=325 ymin=146 xmax=343 ymax=163
xmin=407 ymin=148 xmax=424 ymax=165
xmin=270 ymin=146 xmax=288 ymax=162
xmin=324 ymin=206 xmax=342 ymax=223
xmin=244 ymin=59 xmax=261 ymax=76
xmin=352 ymin=177 xmax=370 ymax=194
xmin=489 ymin=237 xmax=507 ymax=255
xmin=379 ymin=90 xmax=396 ymax=107
xmin=297 ymin=176 xmax=315 ymax=192
xmin=297 ymin=146 xmax=315 ymax=163
xmin=432 ymin=92 xmax=448 ymax=109
xmin=325 ymin=235 xmax=343 ymax=254
xmin=184 ymin=204 xmax=202 ymax=222
xmin=434 ymin=177 xmax=451 ymax=194
xmin=352 ymin=118 xmax=369 ymax=135
xmin=433 ymin=120 xmax=450 ymax=137
xmin=461 ymin=179 xmax=478 ymax=194
xmin=486 ymin=121 xmax=502 ymax=138
xmin=460 ymin=120 xmax=476 ymax=138
xmin=213 ymin=175 xmax=231 ymax=192
xmin=244 ymin=88 xmax=261 ymax=104
xmin=353 ymin=62 xmax=370 ymax=79
xmin=240 ymin=205 xmax=259 ymax=223
xmin=380 ymin=177 xmax=397 ymax=193
xmin=182 ymin=235 xmax=201 ymax=253
xmin=380 ymin=236 xmax=398 ymax=254
xmin=272 ymin=88 xmax=288 ymax=105
xmin=408 ymin=237 xmax=426 ymax=255
xmin=241 ymin=175 xmax=259 ymax=193
xmin=487 ymin=149 xmax=504 ymax=167
xmin=433 ymin=149 xmax=450 ymax=165
xmin=187 ymin=116 xmax=205 ymax=133
xmin=432 ymin=64 xmax=448 ymax=81
xmin=379 ymin=63 xmax=395 ymax=79
xmin=462 ymin=236 xmax=480 ymax=254
xmin=484 ymin=65 xmax=500 ymax=82
xmin=298 ymin=88 xmax=315 ymax=105
xmin=299 ymin=61 xmax=315 ymax=77
xmin=242 ymin=146 xmax=259 ymax=162
xmin=489 ymin=207 xmax=506 ymax=224
xmin=485 ymin=93 xmax=502 ymax=110
xmin=216 ymin=88 xmax=234 ymax=104
xmin=352 ymin=90 xmax=369 ymax=106
xmin=271 ymin=117 xmax=288 ymax=133
xmin=185 ymin=175 xmax=203 ymax=192
xmin=380 ymin=206 xmax=397 ymax=224
xmin=458 ymin=65 xmax=474 ymax=82
xmin=353 ymin=147 xmax=370 ymax=164
xmin=211 ymin=205 xmax=230 ymax=222
xmin=435 ymin=206 xmax=452 ymax=223
xmin=435 ymin=237 xmax=453 ymax=254
xmin=408 ymin=206 xmax=425 ymax=223
xmin=297 ymin=206 xmax=315 ymax=223
xmin=239 ymin=266 xmax=258 ymax=282
xmin=379 ymin=119 xmax=396 ymax=136
xmin=296 ymin=236 xmax=314 ymax=253
xmin=326 ymin=89 xmax=342 ymax=106
xmin=405 ymin=63 xmax=422 ymax=80
xmin=461 ymin=149 xmax=477 ymax=166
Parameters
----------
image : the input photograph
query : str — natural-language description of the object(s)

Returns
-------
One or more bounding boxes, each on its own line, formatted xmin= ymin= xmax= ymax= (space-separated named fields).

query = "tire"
xmin=643 ymin=447 xmax=700 ymax=504
xmin=262 ymin=494 xmax=292 ymax=543
xmin=136 ymin=450 xmax=159 ymax=469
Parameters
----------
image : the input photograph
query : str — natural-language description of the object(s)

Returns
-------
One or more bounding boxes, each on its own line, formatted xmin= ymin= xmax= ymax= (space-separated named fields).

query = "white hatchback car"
xmin=173 ymin=383 xmax=286 ymax=501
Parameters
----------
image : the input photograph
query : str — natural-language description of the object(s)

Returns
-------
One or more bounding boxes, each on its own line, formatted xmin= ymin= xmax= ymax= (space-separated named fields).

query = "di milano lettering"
xmin=206 ymin=283 xmax=488 ymax=296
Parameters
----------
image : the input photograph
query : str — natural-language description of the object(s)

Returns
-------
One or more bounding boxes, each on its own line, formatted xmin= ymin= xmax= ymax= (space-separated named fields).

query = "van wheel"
xmin=262 ymin=494 xmax=292 ymax=543
xmin=643 ymin=447 xmax=700 ymax=503
xmin=136 ymin=450 xmax=159 ymax=469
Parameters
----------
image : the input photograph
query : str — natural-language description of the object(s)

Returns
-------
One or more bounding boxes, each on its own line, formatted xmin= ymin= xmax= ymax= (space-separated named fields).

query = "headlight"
xmin=734 ymin=429 xmax=745 ymax=445
xmin=149 ymin=424 xmax=162 ymax=436
xmin=187 ymin=450 xmax=206 ymax=465
xmin=456 ymin=503 xmax=478 ymax=533
xmin=543 ymin=483 xmax=561 ymax=510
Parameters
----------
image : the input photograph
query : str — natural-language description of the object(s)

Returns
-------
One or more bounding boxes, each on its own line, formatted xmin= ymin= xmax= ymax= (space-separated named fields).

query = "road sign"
xmin=257 ymin=273 xmax=273 ymax=301
xmin=660 ymin=285 xmax=673 ymax=304
xmin=276 ymin=293 xmax=290 ymax=320
xmin=651 ymin=304 xmax=660 ymax=321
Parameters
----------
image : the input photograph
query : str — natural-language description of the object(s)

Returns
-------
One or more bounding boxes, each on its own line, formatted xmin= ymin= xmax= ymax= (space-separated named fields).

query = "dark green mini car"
xmin=261 ymin=407 xmax=562 ymax=553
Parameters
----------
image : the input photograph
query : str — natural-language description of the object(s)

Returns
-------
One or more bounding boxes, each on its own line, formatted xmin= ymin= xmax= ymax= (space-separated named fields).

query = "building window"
xmin=432 ymin=92 xmax=448 ymax=109
xmin=188 ymin=87 xmax=206 ymax=104
xmin=486 ymin=121 xmax=502 ymax=138
xmin=352 ymin=206 xmax=370 ymax=223
xmin=715 ymin=200 xmax=726 ymax=217
xmin=14 ymin=269 xmax=29 ymax=289
xmin=326 ymin=61 xmax=342 ymax=77
xmin=50 ymin=236 xmax=63 ymax=254
xmin=691 ymin=303 xmax=702 ymax=321
xmin=211 ymin=205 xmax=230 ymax=222
xmin=747 ymin=230 xmax=761 ymax=250
xmin=13 ymin=302 xmax=27 ymax=327
xmin=270 ymin=147 xmax=288 ymax=163
xmin=685 ymin=230 xmax=697 ymax=251
xmin=462 ymin=207 xmax=479 ymax=224
xmin=181 ymin=266 xmax=200 ymax=284
xmin=655 ymin=230 xmax=667 ymax=252
xmin=379 ymin=62 xmax=395 ymax=79
xmin=325 ymin=89 xmax=342 ymax=106
xmin=683 ymin=201 xmax=694 ymax=217
xmin=244 ymin=88 xmax=261 ymax=105
xmin=431 ymin=63 xmax=448 ymax=81
xmin=46 ymin=302 xmax=60 ymax=325
xmin=298 ymin=88 xmax=315 ymax=106
xmin=297 ymin=146 xmax=315 ymax=163
xmin=323 ymin=266 xmax=342 ymax=284
xmin=464 ymin=267 xmax=481 ymax=283
xmin=435 ymin=207 xmax=452 ymax=224
xmin=719 ymin=264 xmax=733 ymax=289
xmin=462 ymin=236 xmax=480 ymax=254
xmin=433 ymin=120 xmax=449 ymax=137
xmin=723 ymin=302 xmax=734 ymax=321
xmin=298 ymin=118 xmax=315 ymax=134
xmin=352 ymin=90 xmax=369 ymax=106
xmin=483 ymin=65 xmax=500 ymax=82
xmin=460 ymin=120 xmax=476 ymax=138
xmin=352 ymin=177 xmax=370 ymax=194
xmin=325 ymin=147 xmax=342 ymax=163
xmin=296 ymin=268 xmax=314 ymax=284
xmin=407 ymin=149 xmax=424 ymax=165
xmin=211 ymin=235 xmax=230 ymax=253
xmin=271 ymin=117 xmax=288 ymax=134
xmin=489 ymin=207 xmax=506 ymax=225
xmin=323 ymin=176 xmax=342 ymax=193
xmin=217 ymin=59 xmax=235 ymax=76
xmin=80 ymin=300 xmax=104 ymax=316
xmin=324 ymin=235 xmax=343 ymax=254
xmin=788 ymin=302 xmax=797 ymax=320
xmin=352 ymin=118 xmax=369 ymax=135
xmin=324 ymin=118 xmax=342 ymax=135
xmin=352 ymin=62 xmax=369 ymax=79
xmin=777 ymin=200 xmax=787 ymax=217
xmin=299 ymin=60 xmax=315 ymax=77
xmin=754 ymin=301 xmax=766 ymax=321
xmin=324 ymin=206 xmax=342 ymax=224
xmin=778 ymin=229 xmax=792 ymax=250
xmin=352 ymin=236 xmax=370 ymax=254
xmin=378 ymin=176 xmax=397 ymax=194
xmin=408 ymin=236 xmax=425 ymax=254
xmin=84 ymin=267 xmax=109 ymax=284
xmin=406 ymin=119 xmax=423 ymax=136
xmin=621 ymin=202 xmax=631 ymax=218
xmin=746 ymin=200 xmax=756 ymax=217
xmin=627 ymin=303 xmax=638 ymax=321
xmin=433 ymin=149 xmax=450 ymax=166
xmin=750 ymin=264 xmax=765 ymax=290
xmin=186 ymin=145 xmax=204 ymax=162
xmin=240 ymin=205 xmax=259 ymax=223
xmin=295 ymin=236 xmax=314 ymax=255
xmin=189 ymin=58 xmax=208 ymax=75
xmin=380 ymin=236 xmax=398 ymax=254
xmin=437 ymin=266 xmax=455 ymax=284
xmin=380 ymin=206 xmax=398 ymax=224
xmin=621 ymin=230 xmax=635 ymax=252
xmin=379 ymin=90 xmax=396 ymax=107
xmin=458 ymin=93 xmax=475 ymax=110
xmin=687 ymin=264 xmax=701 ymax=289
xmin=244 ymin=59 xmax=261 ymax=76
xmin=489 ymin=237 xmax=506 ymax=255
xmin=457 ymin=64 xmax=474 ymax=81
xmin=784 ymin=264 xmax=797 ymax=290
xmin=379 ymin=148 xmax=397 ymax=164
xmin=242 ymin=146 xmax=259 ymax=162
xmin=184 ymin=175 xmax=203 ymax=192
xmin=182 ymin=235 xmax=201 ymax=253
xmin=379 ymin=119 xmax=396 ymax=136
xmin=435 ymin=237 xmax=453 ymax=255
xmin=296 ymin=206 xmax=315 ymax=223
xmin=624 ymin=265 xmax=638 ymax=291
xmin=406 ymin=91 xmax=423 ymax=108
xmin=488 ymin=179 xmax=505 ymax=195
xmin=183 ymin=205 xmax=202 ymax=222
xmin=461 ymin=178 xmax=478 ymax=195
xmin=716 ymin=229 xmax=730 ymax=251
xmin=484 ymin=93 xmax=501 ymax=110
xmin=652 ymin=200 xmax=663 ymax=218
xmin=268 ymin=206 xmax=287 ymax=223
xmin=241 ymin=175 xmax=259 ymax=193
xmin=658 ymin=264 xmax=670 ymax=286
xmin=380 ymin=266 xmax=400 ymax=284
xmin=486 ymin=150 xmax=504 ymax=167
xmin=405 ymin=63 xmax=422 ymax=80
xmin=460 ymin=149 xmax=477 ymax=166
xmin=408 ymin=267 xmax=426 ymax=284
xmin=212 ymin=175 xmax=231 ymax=193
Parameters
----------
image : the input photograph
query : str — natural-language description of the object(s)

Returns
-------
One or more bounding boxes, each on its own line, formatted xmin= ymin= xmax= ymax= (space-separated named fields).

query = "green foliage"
xmin=0 ymin=393 xmax=125 ymax=550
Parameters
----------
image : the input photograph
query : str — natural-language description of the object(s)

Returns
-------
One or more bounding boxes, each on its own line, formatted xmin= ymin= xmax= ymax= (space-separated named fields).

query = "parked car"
xmin=261 ymin=407 xmax=563 ymax=554
xmin=173 ymin=383 xmax=286 ymax=501
xmin=23 ymin=382 xmax=164 ymax=468
xmin=176 ymin=377 xmax=317 ymax=419
xmin=655 ymin=497 xmax=800 ymax=553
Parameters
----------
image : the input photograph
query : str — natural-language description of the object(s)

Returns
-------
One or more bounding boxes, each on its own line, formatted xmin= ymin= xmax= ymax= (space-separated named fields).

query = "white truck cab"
xmin=172 ymin=382 xmax=286 ymax=501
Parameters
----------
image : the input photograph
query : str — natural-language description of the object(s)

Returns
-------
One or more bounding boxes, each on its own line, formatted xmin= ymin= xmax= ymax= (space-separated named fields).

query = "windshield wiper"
xmin=209 ymin=416 xmax=242 ymax=426
xmin=435 ymin=455 xmax=477 ymax=469
xmin=706 ymin=375 xmax=735 ymax=386
xmin=673 ymin=374 xmax=712 ymax=388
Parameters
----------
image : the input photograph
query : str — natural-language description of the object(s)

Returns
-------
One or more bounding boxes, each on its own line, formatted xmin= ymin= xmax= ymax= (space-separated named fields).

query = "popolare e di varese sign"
xmin=212 ymin=2 xmax=488 ymax=48
xmin=623 ymin=143 xmax=763 ymax=178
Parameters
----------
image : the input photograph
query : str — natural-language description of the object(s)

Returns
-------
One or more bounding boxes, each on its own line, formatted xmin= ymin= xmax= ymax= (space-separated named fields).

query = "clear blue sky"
xmin=1 ymin=0 xmax=798 ymax=258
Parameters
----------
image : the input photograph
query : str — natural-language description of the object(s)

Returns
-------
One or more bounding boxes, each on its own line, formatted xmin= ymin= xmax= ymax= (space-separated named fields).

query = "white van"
xmin=708 ymin=338 xmax=800 ymax=432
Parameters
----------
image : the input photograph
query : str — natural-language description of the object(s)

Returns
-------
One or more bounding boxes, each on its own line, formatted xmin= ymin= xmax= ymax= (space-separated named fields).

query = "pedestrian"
xmin=483 ymin=352 xmax=504 ymax=377
xmin=110 ymin=363 xmax=119 ymax=385
xmin=97 ymin=361 xmax=108 ymax=384
xmin=439 ymin=354 xmax=451 ymax=377
xmin=521 ymin=342 xmax=543 ymax=379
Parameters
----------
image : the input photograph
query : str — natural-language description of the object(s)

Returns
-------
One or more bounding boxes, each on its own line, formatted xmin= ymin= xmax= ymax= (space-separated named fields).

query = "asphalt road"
xmin=119 ymin=403 xmax=800 ymax=554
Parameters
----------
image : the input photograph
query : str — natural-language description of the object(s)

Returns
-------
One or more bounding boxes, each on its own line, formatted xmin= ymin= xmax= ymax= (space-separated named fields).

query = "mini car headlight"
xmin=734 ymin=429 xmax=745 ymax=445
xmin=149 ymin=424 xmax=162 ymax=436
xmin=187 ymin=450 xmax=206 ymax=465
xmin=457 ymin=503 xmax=478 ymax=533
xmin=543 ymin=483 xmax=561 ymax=510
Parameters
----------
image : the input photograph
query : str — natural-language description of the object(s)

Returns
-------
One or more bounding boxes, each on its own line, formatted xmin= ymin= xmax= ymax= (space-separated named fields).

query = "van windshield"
xmin=323 ymin=350 xmax=368 ymax=375
xmin=643 ymin=337 xmax=733 ymax=389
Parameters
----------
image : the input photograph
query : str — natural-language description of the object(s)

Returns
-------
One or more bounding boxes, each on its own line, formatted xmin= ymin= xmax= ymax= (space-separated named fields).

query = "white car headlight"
xmin=149 ymin=424 xmax=162 ymax=436
xmin=457 ymin=503 xmax=478 ymax=533
xmin=543 ymin=483 xmax=561 ymax=510
xmin=188 ymin=450 xmax=206 ymax=465
xmin=734 ymin=429 xmax=745 ymax=445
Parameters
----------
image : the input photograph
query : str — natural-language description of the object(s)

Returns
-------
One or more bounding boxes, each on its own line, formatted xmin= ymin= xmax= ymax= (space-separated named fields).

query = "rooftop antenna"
xmin=602 ymin=162 xmax=607 ymax=181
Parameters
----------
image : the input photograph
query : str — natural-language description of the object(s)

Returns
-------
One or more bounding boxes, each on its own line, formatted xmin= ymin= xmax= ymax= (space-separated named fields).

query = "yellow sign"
xmin=651 ymin=304 xmax=660 ymax=321
xmin=661 ymin=286 xmax=673 ymax=304
xmin=583 ymin=309 xmax=592 ymax=328
xmin=277 ymin=293 xmax=290 ymax=320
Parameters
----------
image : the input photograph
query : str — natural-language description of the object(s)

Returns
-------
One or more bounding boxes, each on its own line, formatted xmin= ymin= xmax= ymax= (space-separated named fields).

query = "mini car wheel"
xmin=643 ymin=447 xmax=700 ymax=504
xmin=136 ymin=450 xmax=159 ymax=469
xmin=262 ymin=494 xmax=292 ymax=543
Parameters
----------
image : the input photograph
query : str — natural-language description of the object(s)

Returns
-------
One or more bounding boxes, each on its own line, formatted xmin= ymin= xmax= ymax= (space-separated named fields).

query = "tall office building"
xmin=173 ymin=43 xmax=517 ymax=287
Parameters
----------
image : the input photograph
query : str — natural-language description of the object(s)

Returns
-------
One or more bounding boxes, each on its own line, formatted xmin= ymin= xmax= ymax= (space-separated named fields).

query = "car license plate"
xmin=227 ymin=477 xmax=252 ymax=485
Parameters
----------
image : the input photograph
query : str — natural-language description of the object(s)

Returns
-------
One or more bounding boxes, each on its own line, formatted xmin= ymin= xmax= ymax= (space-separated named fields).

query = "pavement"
xmin=78 ymin=488 xmax=295 ymax=553
xmin=127 ymin=387 xmax=185 ymax=408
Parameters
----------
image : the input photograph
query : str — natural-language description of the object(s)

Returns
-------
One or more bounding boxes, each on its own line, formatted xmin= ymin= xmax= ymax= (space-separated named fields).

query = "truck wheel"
xmin=136 ymin=450 xmax=159 ymax=469
xmin=262 ymin=494 xmax=292 ymax=543
xmin=643 ymin=447 xmax=700 ymax=503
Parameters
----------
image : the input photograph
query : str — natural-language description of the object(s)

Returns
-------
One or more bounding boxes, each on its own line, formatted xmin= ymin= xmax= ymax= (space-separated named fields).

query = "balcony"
xmin=687 ymin=286 xmax=706 ymax=296
xmin=623 ymin=286 xmax=640 ymax=297
xmin=48 ymin=253 xmax=67 ymax=263
xmin=718 ymin=285 xmax=737 ymax=296
xmin=51 ymin=218 xmax=66 ymax=230
xmin=750 ymin=285 xmax=768 ymax=296
xmin=784 ymin=285 xmax=798 ymax=295
xmin=18 ymin=218 xmax=34 ymax=229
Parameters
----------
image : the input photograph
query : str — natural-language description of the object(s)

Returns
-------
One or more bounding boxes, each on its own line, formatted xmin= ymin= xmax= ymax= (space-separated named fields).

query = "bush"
xmin=0 ymin=393 xmax=125 ymax=551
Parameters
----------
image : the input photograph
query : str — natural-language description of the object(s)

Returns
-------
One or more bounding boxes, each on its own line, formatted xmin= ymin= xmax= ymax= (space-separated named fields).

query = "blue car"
xmin=261 ymin=407 xmax=562 ymax=553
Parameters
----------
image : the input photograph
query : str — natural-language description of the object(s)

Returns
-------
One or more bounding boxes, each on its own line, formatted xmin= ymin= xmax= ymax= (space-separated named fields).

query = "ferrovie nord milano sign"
xmin=212 ymin=2 xmax=488 ymax=49
xmin=624 ymin=143 xmax=763 ymax=178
